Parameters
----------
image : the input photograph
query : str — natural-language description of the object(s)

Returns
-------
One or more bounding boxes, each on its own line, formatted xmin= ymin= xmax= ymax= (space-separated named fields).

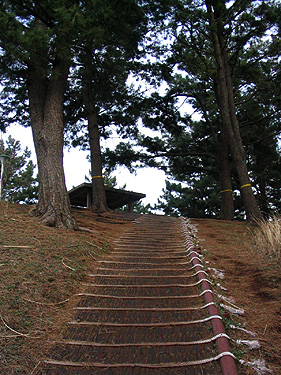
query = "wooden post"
xmin=128 ymin=201 xmax=133 ymax=212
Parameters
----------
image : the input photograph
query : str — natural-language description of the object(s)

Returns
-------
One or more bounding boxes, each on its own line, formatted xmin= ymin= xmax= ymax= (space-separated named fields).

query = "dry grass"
xmin=192 ymin=218 xmax=281 ymax=375
xmin=253 ymin=215 xmax=281 ymax=266
xmin=0 ymin=202 xmax=134 ymax=374
xmin=1 ymin=204 xmax=281 ymax=374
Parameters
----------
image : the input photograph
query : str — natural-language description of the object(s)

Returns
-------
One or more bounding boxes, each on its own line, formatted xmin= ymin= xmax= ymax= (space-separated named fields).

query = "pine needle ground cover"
xmin=0 ymin=203 xmax=133 ymax=374
xmin=192 ymin=218 xmax=281 ymax=374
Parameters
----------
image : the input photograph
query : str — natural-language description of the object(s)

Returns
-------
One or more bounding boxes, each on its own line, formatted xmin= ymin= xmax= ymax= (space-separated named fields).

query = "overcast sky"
xmin=2 ymin=124 xmax=166 ymax=207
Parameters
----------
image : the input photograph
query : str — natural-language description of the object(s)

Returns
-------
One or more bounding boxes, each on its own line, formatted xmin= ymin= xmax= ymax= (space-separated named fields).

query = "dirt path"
xmin=33 ymin=215 xmax=232 ymax=375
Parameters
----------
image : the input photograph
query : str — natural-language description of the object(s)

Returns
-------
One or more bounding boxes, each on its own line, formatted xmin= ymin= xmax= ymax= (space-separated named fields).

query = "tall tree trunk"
xmin=83 ymin=47 xmax=108 ymax=212
xmin=206 ymin=0 xmax=261 ymax=221
xmin=217 ymin=134 xmax=234 ymax=220
xmin=27 ymin=57 xmax=77 ymax=229
xmin=88 ymin=111 xmax=109 ymax=212
xmin=198 ymin=95 xmax=234 ymax=220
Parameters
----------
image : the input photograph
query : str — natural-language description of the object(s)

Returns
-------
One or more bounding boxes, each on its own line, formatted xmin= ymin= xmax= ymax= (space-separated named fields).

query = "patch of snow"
xmin=217 ymin=283 xmax=228 ymax=291
xmin=237 ymin=339 xmax=261 ymax=350
xmin=221 ymin=303 xmax=245 ymax=315
xmin=208 ymin=267 xmax=225 ymax=279
xmin=240 ymin=359 xmax=273 ymax=375
xmin=230 ymin=324 xmax=257 ymax=337
xmin=217 ymin=294 xmax=235 ymax=304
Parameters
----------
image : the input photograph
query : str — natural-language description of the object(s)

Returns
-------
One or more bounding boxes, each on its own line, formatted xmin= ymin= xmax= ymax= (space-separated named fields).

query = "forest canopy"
xmin=0 ymin=0 xmax=280 ymax=225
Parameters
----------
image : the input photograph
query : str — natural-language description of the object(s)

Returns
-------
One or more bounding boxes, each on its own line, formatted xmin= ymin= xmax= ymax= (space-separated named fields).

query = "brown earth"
xmin=0 ymin=202 xmax=280 ymax=374
xmin=191 ymin=218 xmax=281 ymax=375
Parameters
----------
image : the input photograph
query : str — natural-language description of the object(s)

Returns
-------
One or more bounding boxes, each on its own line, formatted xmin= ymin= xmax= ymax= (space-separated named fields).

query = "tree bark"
xmin=217 ymin=134 xmax=234 ymax=220
xmin=27 ymin=32 xmax=77 ymax=229
xmin=205 ymin=0 xmax=262 ymax=221
xmin=83 ymin=46 xmax=109 ymax=212
xmin=197 ymin=94 xmax=234 ymax=220
xmin=88 ymin=111 xmax=109 ymax=212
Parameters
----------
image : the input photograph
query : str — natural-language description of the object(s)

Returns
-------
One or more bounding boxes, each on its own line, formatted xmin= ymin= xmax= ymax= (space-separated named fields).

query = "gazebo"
xmin=68 ymin=183 xmax=146 ymax=211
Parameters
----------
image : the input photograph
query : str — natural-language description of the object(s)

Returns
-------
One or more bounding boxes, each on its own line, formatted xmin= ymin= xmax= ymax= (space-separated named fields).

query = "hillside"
xmin=191 ymin=218 xmax=281 ymax=374
xmin=0 ymin=202 xmax=280 ymax=374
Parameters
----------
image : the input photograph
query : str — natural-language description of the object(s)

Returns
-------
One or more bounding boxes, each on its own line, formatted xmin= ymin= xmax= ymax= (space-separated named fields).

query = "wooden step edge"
xmin=73 ymin=302 xmax=215 ymax=312
xmin=53 ymin=333 xmax=228 ymax=348
xmin=91 ymin=271 xmax=207 ymax=278
xmin=81 ymin=279 xmax=210 ymax=288
xmin=43 ymin=351 xmax=234 ymax=368
xmin=76 ymin=289 xmax=213 ymax=300
xmin=67 ymin=315 xmax=222 ymax=327
xmin=96 ymin=260 xmax=197 ymax=266
xmin=96 ymin=264 xmax=204 ymax=272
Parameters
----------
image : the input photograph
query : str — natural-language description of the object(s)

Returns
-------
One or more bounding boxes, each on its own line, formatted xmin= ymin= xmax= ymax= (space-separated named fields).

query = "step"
xmin=95 ymin=266 xmax=202 ymax=276
xmin=75 ymin=293 xmax=206 ymax=309
xmin=87 ymin=273 xmax=205 ymax=285
xmin=62 ymin=318 xmax=214 ymax=344
xmin=48 ymin=339 xmax=218 ymax=364
xmin=72 ymin=306 xmax=206 ymax=324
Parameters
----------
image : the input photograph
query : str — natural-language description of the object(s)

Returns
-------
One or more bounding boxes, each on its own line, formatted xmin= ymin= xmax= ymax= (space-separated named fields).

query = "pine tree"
xmin=0 ymin=0 xmax=149 ymax=224
xmin=64 ymin=47 xmax=145 ymax=212
xmin=0 ymin=136 xmax=38 ymax=203
xmin=0 ymin=1 xmax=82 ymax=228
xmin=138 ymin=0 xmax=281 ymax=220
xmin=62 ymin=0 xmax=148 ymax=213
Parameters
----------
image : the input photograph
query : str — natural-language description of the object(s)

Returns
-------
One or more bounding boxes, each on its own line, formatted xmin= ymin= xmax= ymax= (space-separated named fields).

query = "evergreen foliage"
xmin=134 ymin=0 xmax=281 ymax=219
xmin=0 ymin=0 xmax=281 ymax=220
xmin=0 ymin=136 xmax=38 ymax=203
xmin=0 ymin=0 xmax=151 ymax=224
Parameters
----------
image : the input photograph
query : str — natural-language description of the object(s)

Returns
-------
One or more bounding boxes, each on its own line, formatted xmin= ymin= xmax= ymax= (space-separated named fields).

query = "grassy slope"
xmin=192 ymin=218 xmax=281 ymax=374
xmin=0 ymin=202 xmax=133 ymax=374
xmin=0 ymin=203 xmax=280 ymax=374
